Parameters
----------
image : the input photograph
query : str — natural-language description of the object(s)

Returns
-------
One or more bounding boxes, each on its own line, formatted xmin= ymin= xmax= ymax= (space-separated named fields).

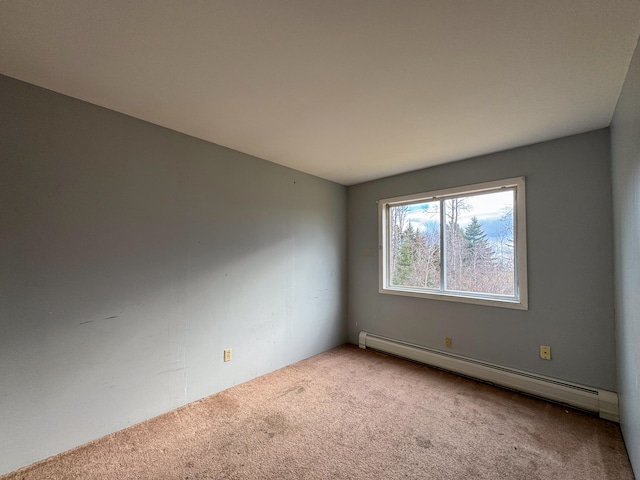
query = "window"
xmin=379 ymin=177 xmax=527 ymax=309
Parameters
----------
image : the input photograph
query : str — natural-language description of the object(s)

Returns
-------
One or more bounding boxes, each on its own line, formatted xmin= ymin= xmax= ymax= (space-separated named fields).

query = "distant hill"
xmin=412 ymin=217 xmax=512 ymax=241
xmin=481 ymin=218 xmax=511 ymax=240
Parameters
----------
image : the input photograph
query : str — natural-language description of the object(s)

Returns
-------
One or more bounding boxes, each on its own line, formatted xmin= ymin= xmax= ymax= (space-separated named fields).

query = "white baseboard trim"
xmin=359 ymin=331 xmax=619 ymax=422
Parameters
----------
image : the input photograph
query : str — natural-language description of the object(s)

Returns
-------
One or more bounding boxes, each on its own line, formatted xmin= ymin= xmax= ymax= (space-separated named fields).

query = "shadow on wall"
xmin=0 ymin=74 xmax=347 ymax=475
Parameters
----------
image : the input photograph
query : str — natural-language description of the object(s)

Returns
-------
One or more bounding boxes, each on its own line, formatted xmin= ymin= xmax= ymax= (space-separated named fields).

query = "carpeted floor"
xmin=2 ymin=344 xmax=634 ymax=479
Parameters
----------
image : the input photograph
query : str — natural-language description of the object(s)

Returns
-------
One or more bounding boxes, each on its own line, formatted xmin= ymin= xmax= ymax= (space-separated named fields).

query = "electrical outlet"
xmin=445 ymin=337 xmax=452 ymax=348
xmin=224 ymin=348 xmax=232 ymax=362
xmin=540 ymin=345 xmax=551 ymax=360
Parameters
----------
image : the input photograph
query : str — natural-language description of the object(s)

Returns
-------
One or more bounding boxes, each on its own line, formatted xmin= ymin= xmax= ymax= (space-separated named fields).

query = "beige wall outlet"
xmin=540 ymin=345 xmax=551 ymax=360
xmin=445 ymin=337 xmax=452 ymax=348
xmin=224 ymin=348 xmax=232 ymax=362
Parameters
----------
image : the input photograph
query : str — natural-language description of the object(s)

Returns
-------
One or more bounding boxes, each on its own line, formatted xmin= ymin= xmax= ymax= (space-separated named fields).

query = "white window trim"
xmin=378 ymin=177 xmax=528 ymax=310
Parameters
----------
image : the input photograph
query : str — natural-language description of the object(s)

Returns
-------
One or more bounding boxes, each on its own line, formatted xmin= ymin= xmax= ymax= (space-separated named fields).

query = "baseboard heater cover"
xmin=359 ymin=331 xmax=619 ymax=422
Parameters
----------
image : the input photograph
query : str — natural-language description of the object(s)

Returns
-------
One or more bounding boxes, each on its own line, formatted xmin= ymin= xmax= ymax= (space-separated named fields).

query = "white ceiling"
xmin=2 ymin=1 xmax=639 ymax=185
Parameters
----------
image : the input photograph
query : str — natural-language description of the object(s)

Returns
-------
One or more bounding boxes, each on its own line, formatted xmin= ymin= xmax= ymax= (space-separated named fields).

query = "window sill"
xmin=380 ymin=286 xmax=528 ymax=310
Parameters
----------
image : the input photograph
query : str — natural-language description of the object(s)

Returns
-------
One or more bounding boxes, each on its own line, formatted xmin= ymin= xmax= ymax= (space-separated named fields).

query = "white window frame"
xmin=378 ymin=177 xmax=528 ymax=310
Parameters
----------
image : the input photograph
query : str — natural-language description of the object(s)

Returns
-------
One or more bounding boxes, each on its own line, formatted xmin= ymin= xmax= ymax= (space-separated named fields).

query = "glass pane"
xmin=389 ymin=201 xmax=440 ymax=289
xmin=444 ymin=190 xmax=515 ymax=296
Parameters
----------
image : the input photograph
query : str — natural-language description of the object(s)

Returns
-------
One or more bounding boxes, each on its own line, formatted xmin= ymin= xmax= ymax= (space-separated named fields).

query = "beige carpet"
xmin=2 ymin=344 xmax=634 ymax=479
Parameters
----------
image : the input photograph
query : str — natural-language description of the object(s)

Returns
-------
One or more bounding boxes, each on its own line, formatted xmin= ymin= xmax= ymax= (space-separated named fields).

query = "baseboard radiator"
xmin=359 ymin=331 xmax=619 ymax=422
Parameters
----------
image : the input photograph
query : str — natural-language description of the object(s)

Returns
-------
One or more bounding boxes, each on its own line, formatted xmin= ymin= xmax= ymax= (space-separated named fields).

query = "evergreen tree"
xmin=464 ymin=216 xmax=490 ymax=256
xmin=462 ymin=216 xmax=495 ymax=291
xmin=393 ymin=223 xmax=418 ymax=286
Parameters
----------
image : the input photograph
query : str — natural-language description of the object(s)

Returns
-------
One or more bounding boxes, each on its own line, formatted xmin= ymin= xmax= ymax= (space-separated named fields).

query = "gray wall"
xmin=347 ymin=129 xmax=616 ymax=390
xmin=0 ymin=75 xmax=347 ymax=474
xmin=611 ymin=37 xmax=640 ymax=477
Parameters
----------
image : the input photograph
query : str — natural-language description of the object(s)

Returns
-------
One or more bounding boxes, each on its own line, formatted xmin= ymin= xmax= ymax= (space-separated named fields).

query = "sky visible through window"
xmin=404 ymin=190 xmax=514 ymax=236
